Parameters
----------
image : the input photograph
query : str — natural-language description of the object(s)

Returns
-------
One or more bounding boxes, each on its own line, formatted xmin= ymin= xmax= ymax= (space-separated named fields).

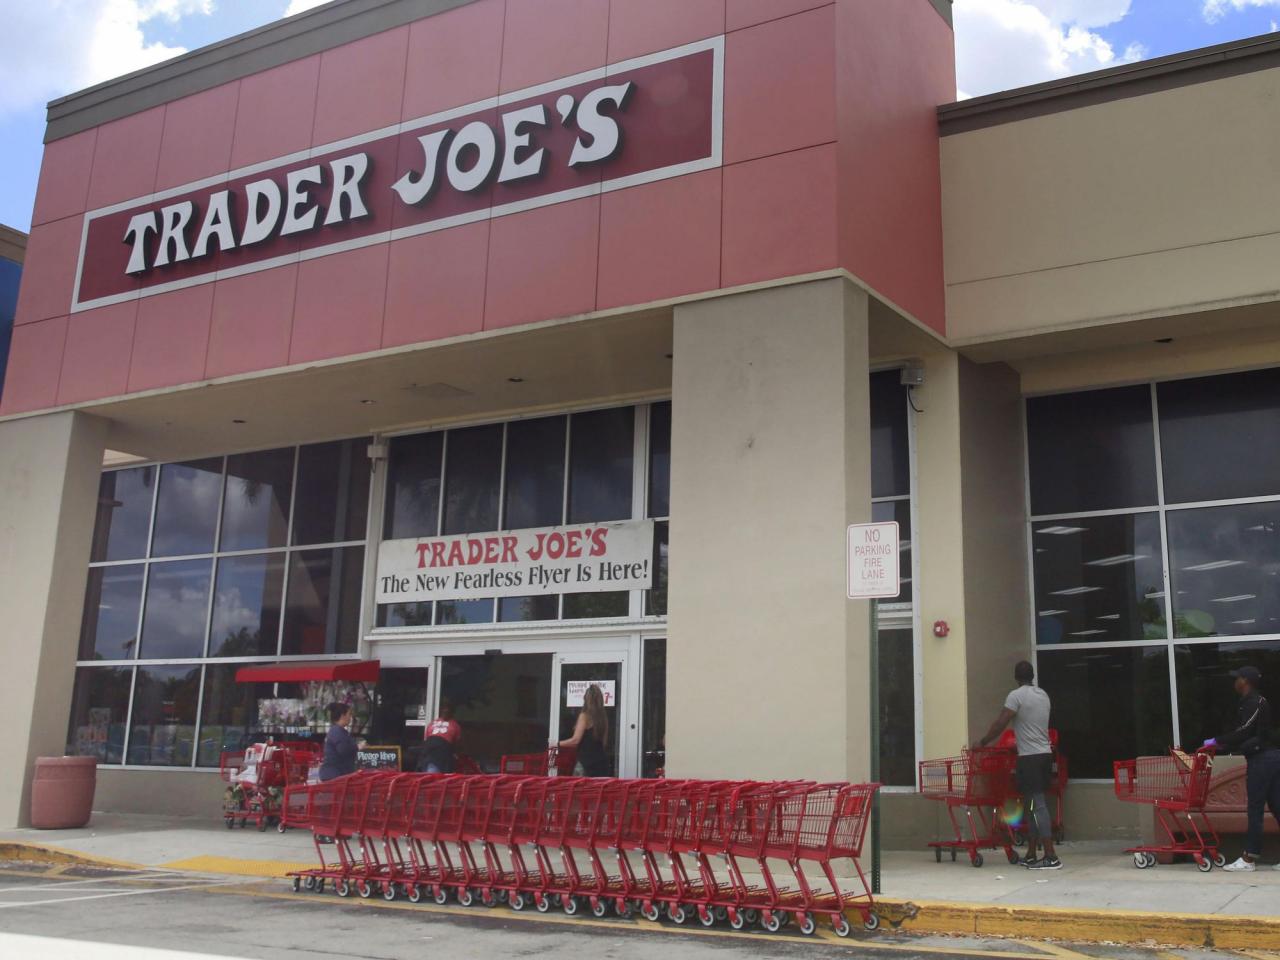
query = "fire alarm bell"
xmin=932 ymin=620 xmax=950 ymax=638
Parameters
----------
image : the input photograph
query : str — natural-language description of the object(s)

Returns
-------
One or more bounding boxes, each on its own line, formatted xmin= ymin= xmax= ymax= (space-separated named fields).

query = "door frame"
xmin=550 ymin=648 xmax=635 ymax=777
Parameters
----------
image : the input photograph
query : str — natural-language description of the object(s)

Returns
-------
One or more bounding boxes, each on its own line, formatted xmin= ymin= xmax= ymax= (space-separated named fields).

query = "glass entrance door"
xmin=551 ymin=652 xmax=634 ymax=777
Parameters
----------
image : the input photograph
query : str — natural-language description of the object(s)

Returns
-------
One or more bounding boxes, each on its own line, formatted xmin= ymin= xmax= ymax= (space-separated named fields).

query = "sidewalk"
xmin=3 ymin=815 xmax=1279 ymax=949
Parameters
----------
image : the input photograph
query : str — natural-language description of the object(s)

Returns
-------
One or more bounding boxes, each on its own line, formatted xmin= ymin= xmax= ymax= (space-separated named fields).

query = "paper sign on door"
xmin=566 ymin=680 xmax=616 ymax=708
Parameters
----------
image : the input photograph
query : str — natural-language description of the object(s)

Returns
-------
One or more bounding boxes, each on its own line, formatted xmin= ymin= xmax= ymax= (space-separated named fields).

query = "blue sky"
xmin=1 ymin=0 xmax=1279 ymax=231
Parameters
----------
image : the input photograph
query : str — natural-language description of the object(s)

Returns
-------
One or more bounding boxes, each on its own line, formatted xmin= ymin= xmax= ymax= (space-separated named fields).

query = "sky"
xmin=1 ymin=0 xmax=1279 ymax=230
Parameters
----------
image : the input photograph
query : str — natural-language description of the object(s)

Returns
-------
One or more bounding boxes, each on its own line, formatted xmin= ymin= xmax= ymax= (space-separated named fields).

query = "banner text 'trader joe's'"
xmin=376 ymin=520 xmax=655 ymax=604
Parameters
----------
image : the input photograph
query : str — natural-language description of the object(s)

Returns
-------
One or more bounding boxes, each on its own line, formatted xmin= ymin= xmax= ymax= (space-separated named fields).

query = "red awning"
xmin=234 ymin=660 xmax=381 ymax=684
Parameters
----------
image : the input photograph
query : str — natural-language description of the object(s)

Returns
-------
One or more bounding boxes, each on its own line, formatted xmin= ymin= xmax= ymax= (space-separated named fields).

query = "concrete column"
xmin=0 ymin=411 xmax=108 ymax=827
xmin=665 ymin=278 xmax=873 ymax=782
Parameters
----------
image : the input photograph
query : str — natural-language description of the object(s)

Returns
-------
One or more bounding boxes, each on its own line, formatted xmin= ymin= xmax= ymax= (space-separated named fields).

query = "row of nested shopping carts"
xmin=220 ymin=741 xmax=322 ymax=831
xmin=281 ymin=772 xmax=881 ymax=936
xmin=920 ymin=737 xmax=1225 ymax=873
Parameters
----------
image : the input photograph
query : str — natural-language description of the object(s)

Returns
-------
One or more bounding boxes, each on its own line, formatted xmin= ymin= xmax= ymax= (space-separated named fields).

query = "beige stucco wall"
xmin=0 ymin=411 xmax=107 ymax=827
xmin=958 ymin=359 xmax=1032 ymax=737
xmin=665 ymin=278 xmax=874 ymax=782
xmin=942 ymin=67 xmax=1280 ymax=345
xmin=95 ymin=769 xmax=222 ymax=818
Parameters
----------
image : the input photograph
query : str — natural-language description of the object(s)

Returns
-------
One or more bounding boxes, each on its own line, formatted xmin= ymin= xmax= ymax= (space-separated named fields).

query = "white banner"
xmin=566 ymin=680 xmax=616 ymax=708
xmin=376 ymin=520 xmax=655 ymax=604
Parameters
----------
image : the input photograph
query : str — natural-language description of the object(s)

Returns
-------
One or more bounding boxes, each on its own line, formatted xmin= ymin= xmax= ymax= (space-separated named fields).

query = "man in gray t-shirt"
xmin=976 ymin=661 xmax=1061 ymax=869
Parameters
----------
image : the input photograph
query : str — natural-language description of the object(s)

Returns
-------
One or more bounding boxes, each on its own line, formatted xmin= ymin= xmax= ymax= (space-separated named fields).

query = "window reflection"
xmin=1175 ymin=641 xmax=1280 ymax=749
xmin=436 ymin=599 xmax=495 ymax=625
xmin=1159 ymin=368 xmax=1280 ymax=505
xmin=439 ymin=654 xmax=552 ymax=773
xmin=210 ymin=554 xmax=284 ymax=657
xmin=648 ymin=402 xmax=671 ymax=518
xmin=139 ymin=559 xmax=213 ymax=659
xmin=646 ymin=520 xmax=669 ymax=617
xmin=92 ymin=467 xmax=154 ymax=562
xmin=80 ymin=565 xmax=144 ymax=660
xmin=197 ymin=666 xmax=277 ymax=766
xmin=1032 ymin=513 xmax=1166 ymax=644
xmin=504 ymin=416 xmax=566 ymax=530
xmin=1027 ymin=386 xmax=1157 ymax=515
xmin=220 ymin=448 xmax=294 ymax=552
xmin=568 ymin=408 xmax=634 ymax=523
xmin=151 ymin=458 xmax=222 ymax=557
xmin=66 ymin=666 xmax=132 ymax=763
xmin=293 ymin=438 xmax=371 ymax=546
xmin=384 ymin=432 xmax=442 ymax=540
xmin=498 ymin=595 xmax=559 ymax=622
xmin=871 ymin=372 xmax=910 ymax=499
xmin=378 ymin=602 xmax=434 ymax=628
xmin=1167 ymin=502 xmax=1280 ymax=638
xmin=443 ymin=424 xmax=503 ymax=535
xmin=128 ymin=665 xmax=200 ymax=766
xmin=1038 ymin=646 xmax=1173 ymax=779
xmin=563 ymin=592 xmax=629 ymax=619
xmin=878 ymin=628 xmax=915 ymax=786
xmin=281 ymin=547 xmax=363 ymax=655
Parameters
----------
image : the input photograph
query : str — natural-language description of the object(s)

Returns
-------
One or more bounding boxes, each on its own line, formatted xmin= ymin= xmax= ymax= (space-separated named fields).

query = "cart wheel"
xmin=763 ymin=912 xmax=782 ymax=934
xmin=1133 ymin=852 xmax=1148 ymax=869
xmin=863 ymin=912 xmax=881 ymax=932
xmin=641 ymin=901 xmax=660 ymax=922
xmin=357 ymin=879 xmax=373 ymax=899
xmin=668 ymin=903 xmax=687 ymax=924
xmin=971 ymin=853 xmax=984 ymax=868
xmin=277 ymin=821 xmax=288 ymax=834
xmin=433 ymin=886 xmax=448 ymax=906
xmin=1145 ymin=853 xmax=1158 ymax=869
xmin=335 ymin=879 xmax=351 ymax=898
xmin=304 ymin=876 xmax=317 ymax=892
xmin=383 ymin=883 xmax=398 ymax=902
xmin=316 ymin=879 xmax=325 ymax=894
xmin=457 ymin=888 xmax=474 ymax=907
xmin=1007 ymin=849 xmax=1021 ymax=865
xmin=563 ymin=895 xmax=580 ymax=916
xmin=510 ymin=892 xmax=525 ymax=911
xmin=698 ymin=906 xmax=715 ymax=928
xmin=225 ymin=817 xmax=234 ymax=830
xmin=535 ymin=893 xmax=551 ymax=913
xmin=832 ymin=914 xmax=852 ymax=937
xmin=797 ymin=913 xmax=816 ymax=936
xmin=743 ymin=909 xmax=760 ymax=925
xmin=291 ymin=876 xmax=301 ymax=892
xmin=590 ymin=898 xmax=608 ymax=918
xmin=615 ymin=899 xmax=631 ymax=919
xmin=934 ymin=848 xmax=942 ymax=863
xmin=257 ymin=818 xmax=268 ymax=832
xmin=482 ymin=889 xmax=497 ymax=908
xmin=1196 ymin=857 xmax=1213 ymax=874
xmin=407 ymin=885 xmax=423 ymax=904
xmin=729 ymin=909 xmax=745 ymax=931
xmin=1214 ymin=854 xmax=1227 ymax=869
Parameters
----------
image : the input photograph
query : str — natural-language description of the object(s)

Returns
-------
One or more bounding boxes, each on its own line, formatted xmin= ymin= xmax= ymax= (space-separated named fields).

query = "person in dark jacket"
xmin=1203 ymin=666 xmax=1280 ymax=871
xmin=318 ymin=702 xmax=359 ymax=782
xmin=558 ymin=684 xmax=610 ymax=777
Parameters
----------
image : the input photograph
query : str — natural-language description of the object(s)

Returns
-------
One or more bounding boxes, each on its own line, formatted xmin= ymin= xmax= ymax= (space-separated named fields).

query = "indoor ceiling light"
xmin=1051 ymin=586 xmax=1104 ymax=596
xmin=1037 ymin=525 xmax=1088 ymax=535
xmin=1086 ymin=554 xmax=1149 ymax=567
xmin=1211 ymin=594 xmax=1257 ymax=603
xmin=1183 ymin=560 xmax=1246 ymax=572
xmin=1038 ymin=609 xmax=1068 ymax=617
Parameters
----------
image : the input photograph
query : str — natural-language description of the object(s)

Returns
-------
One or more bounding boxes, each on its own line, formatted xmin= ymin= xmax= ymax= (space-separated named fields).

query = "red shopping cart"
xmin=919 ymin=747 xmax=1019 ymax=867
xmin=1114 ymin=748 xmax=1224 ymax=872
xmin=221 ymin=740 xmax=321 ymax=832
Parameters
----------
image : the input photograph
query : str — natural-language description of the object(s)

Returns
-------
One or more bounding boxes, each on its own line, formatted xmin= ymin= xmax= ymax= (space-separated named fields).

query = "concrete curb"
xmin=0 ymin=841 xmax=144 ymax=871
xmin=880 ymin=896 xmax=1280 ymax=950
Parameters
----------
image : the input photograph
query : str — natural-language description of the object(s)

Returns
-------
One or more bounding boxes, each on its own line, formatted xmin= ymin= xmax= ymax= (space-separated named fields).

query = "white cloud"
xmin=284 ymin=0 xmax=332 ymax=15
xmin=1204 ymin=0 xmax=1280 ymax=23
xmin=0 ymin=1 xmax=215 ymax=116
xmin=955 ymin=0 xmax=1141 ymax=98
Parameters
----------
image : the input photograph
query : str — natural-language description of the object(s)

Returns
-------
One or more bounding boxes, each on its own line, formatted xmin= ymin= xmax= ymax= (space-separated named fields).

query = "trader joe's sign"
xmin=377 ymin=520 xmax=654 ymax=604
xmin=72 ymin=37 xmax=723 ymax=312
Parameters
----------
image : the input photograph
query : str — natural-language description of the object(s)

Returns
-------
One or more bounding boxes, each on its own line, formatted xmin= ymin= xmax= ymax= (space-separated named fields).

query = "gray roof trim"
xmin=0 ymin=225 xmax=27 ymax=265
xmin=939 ymin=31 xmax=1280 ymax=135
xmin=927 ymin=0 xmax=952 ymax=27
xmin=45 ymin=0 xmax=477 ymax=143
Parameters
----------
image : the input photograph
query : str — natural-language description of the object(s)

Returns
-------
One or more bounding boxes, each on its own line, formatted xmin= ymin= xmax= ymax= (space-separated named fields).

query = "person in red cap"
xmin=1203 ymin=666 xmax=1280 ymax=871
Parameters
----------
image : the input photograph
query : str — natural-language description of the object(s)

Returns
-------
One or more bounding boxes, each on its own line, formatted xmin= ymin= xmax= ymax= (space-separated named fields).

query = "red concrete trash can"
xmin=30 ymin=756 xmax=97 ymax=829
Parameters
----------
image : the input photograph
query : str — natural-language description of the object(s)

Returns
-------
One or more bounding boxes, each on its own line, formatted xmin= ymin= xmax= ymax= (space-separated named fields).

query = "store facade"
xmin=4 ymin=0 xmax=1280 ymax=842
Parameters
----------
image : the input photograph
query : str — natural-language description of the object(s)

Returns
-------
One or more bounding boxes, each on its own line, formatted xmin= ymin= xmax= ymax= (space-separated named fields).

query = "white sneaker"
xmin=1222 ymin=857 xmax=1256 ymax=872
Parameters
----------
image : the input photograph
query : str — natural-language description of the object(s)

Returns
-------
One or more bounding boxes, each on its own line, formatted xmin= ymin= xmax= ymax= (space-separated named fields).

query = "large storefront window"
xmin=376 ymin=403 xmax=668 ymax=628
xmin=68 ymin=438 xmax=372 ymax=768
xmin=1028 ymin=368 xmax=1280 ymax=777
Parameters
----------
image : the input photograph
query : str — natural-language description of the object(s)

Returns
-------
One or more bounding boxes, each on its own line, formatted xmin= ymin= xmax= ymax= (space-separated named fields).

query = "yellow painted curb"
xmin=878 ymin=897 xmax=1280 ymax=950
xmin=0 ymin=841 xmax=144 ymax=872
xmin=160 ymin=855 xmax=313 ymax=878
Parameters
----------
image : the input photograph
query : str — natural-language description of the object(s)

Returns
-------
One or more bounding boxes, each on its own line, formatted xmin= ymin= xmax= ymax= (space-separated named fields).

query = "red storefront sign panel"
xmin=72 ymin=38 xmax=723 ymax=313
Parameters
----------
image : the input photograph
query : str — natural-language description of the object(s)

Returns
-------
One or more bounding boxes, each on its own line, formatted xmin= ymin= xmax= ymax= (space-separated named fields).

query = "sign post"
xmin=847 ymin=521 xmax=901 ymax=896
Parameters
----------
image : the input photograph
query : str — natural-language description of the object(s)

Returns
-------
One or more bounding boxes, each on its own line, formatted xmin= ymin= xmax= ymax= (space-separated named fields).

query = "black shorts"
xmin=1016 ymin=753 xmax=1053 ymax=795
